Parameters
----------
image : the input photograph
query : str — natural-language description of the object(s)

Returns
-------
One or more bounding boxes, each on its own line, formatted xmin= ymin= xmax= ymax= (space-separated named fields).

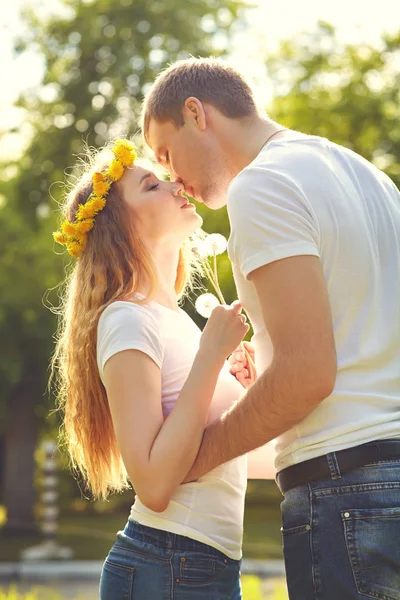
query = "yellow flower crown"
xmin=53 ymin=139 xmax=137 ymax=258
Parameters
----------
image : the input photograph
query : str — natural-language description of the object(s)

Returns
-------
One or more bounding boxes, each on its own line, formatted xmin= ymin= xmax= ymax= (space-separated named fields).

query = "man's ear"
xmin=182 ymin=97 xmax=206 ymax=131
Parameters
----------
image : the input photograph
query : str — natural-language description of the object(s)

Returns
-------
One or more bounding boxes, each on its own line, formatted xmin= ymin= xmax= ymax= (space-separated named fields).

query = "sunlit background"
xmin=1 ymin=0 xmax=399 ymax=158
xmin=0 ymin=1 xmax=399 ymax=598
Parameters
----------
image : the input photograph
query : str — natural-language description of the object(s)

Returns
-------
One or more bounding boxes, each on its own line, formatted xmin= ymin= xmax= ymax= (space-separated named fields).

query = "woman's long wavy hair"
xmin=50 ymin=143 xmax=200 ymax=500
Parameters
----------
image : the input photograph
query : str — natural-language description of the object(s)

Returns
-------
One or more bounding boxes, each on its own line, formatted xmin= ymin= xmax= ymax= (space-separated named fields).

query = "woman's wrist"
xmin=196 ymin=345 xmax=226 ymax=373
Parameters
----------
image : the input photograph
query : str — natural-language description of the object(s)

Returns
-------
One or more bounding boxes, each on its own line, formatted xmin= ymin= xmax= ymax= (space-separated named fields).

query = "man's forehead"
xmin=147 ymin=119 xmax=176 ymax=151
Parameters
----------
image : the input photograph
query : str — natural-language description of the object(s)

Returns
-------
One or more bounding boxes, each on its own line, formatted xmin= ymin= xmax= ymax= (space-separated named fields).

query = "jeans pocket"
xmin=342 ymin=507 xmax=400 ymax=600
xmin=281 ymin=523 xmax=311 ymax=537
xmin=281 ymin=523 xmax=315 ymax=600
xmin=179 ymin=552 xmax=228 ymax=585
xmin=100 ymin=547 xmax=135 ymax=600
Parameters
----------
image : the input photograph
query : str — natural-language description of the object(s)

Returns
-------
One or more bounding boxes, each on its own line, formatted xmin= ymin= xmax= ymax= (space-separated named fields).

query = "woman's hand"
xmin=199 ymin=301 xmax=249 ymax=364
xmin=229 ymin=341 xmax=257 ymax=388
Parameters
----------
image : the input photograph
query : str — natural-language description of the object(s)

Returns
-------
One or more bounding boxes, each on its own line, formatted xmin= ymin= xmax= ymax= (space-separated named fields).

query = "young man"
xmin=142 ymin=58 xmax=400 ymax=599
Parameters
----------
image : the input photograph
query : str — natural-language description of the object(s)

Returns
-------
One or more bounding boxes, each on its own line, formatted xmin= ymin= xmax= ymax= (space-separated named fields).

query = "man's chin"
xmin=200 ymin=193 xmax=227 ymax=211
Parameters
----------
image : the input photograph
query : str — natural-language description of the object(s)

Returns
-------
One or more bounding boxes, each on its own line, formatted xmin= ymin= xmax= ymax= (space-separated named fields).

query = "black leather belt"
xmin=276 ymin=439 xmax=400 ymax=494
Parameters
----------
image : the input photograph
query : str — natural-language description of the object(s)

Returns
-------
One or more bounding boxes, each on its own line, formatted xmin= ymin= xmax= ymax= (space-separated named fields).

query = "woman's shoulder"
xmin=98 ymin=299 xmax=160 ymax=333
xmin=96 ymin=300 xmax=164 ymax=376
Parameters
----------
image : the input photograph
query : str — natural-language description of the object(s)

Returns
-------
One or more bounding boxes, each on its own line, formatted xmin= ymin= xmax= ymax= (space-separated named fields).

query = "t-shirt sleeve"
xmin=97 ymin=303 xmax=164 ymax=383
xmin=227 ymin=166 xmax=320 ymax=280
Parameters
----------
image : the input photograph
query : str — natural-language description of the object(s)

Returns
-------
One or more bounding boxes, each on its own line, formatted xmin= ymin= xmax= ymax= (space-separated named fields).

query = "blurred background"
xmin=0 ymin=0 xmax=399 ymax=598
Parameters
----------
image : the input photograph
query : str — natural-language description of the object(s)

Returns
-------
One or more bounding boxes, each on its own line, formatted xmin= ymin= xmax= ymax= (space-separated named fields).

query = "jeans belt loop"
xmin=326 ymin=451 xmax=342 ymax=480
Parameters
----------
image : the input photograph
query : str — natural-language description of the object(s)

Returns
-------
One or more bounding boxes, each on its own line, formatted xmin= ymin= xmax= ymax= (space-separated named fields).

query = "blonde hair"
xmin=142 ymin=57 xmax=258 ymax=138
xmin=50 ymin=143 xmax=199 ymax=500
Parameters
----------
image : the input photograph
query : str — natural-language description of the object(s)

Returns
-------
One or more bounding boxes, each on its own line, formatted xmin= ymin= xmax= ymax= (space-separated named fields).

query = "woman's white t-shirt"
xmin=97 ymin=299 xmax=247 ymax=560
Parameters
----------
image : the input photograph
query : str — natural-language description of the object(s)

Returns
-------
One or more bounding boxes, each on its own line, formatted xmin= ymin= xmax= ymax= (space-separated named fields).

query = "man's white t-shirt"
xmin=227 ymin=134 xmax=400 ymax=472
xmin=97 ymin=300 xmax=247 ymax=559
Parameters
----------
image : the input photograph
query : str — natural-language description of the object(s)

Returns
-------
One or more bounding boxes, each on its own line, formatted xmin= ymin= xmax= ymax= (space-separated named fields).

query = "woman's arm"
xmin=103 ymin=302 xmax=248 ymax=512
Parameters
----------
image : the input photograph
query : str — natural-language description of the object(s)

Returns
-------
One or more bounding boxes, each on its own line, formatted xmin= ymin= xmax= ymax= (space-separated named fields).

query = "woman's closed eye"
xmin=148 ymin=183 xmax=159 ymax=191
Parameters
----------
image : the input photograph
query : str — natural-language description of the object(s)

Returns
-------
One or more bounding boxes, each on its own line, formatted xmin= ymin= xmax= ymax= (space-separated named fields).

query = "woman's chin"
xmin=193 ymin=212 xmax=203 ymax=226
xmin=186 ymin=213 xmax=203 ymax=234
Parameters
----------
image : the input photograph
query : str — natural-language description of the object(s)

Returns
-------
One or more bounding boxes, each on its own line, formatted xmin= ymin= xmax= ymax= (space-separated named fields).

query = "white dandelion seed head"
xmin=195 ymin=293 xmax=221 ymax=319
xmin=191 ymin=241 xmax=208 ymax=259
xmin=201 ymin=233 xmax=228 ymax=257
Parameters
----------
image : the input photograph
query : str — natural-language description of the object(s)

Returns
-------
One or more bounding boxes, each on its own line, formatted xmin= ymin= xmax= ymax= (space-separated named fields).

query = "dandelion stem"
xmin=202 ymin=259 xmax=225 ymax=304
xmin=202 ymin=252 xmax=255 ymax=374
xmin=213 ymin=250 xmax=218 ymax=288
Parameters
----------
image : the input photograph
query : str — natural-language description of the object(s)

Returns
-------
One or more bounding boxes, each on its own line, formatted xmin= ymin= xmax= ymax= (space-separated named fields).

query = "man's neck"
xmin=219 ymin=117 xmax=289 ymax=177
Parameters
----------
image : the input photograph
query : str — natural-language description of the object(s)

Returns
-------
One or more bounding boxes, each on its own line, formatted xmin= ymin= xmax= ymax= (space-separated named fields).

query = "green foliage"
xmin=266 ymin=22 xmax=400 ymax=187
xmin=0 ymin=191 xmax=59 ymax=422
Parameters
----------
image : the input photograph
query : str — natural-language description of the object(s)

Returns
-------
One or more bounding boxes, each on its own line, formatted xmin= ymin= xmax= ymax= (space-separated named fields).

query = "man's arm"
xmin=184 ymin=254 xmax=337 ymax=481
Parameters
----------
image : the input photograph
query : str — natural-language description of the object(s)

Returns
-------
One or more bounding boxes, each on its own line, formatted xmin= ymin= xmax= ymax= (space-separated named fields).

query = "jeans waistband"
xmin=124 ymin=519 xmax=236 ymax=561
xmin=276 ymin=439 xmax=400 ymax=494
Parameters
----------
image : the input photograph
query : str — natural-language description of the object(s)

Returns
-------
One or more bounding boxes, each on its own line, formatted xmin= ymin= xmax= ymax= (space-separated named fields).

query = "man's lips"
xmin=181 ymin=185 xmax=196 ymax=207
xmin=185 ymin=185 xmax=195 ymax=199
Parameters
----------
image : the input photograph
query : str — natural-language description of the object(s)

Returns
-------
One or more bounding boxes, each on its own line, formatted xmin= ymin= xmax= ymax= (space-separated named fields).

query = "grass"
xmin=242 ymin=577 xmax=288 ymax=599
xmin=0 ymin=578 xmax=288 ymax=600
xmin=0 ymin=585 xmax=91 ymax=600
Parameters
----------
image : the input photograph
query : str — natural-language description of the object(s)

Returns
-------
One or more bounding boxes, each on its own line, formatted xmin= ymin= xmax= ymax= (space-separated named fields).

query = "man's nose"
xmin=171 ymin=175 xmax=185 ymax=190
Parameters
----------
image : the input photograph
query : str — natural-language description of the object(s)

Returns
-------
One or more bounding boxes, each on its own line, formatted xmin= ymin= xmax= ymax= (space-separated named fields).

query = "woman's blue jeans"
xmin=99 ymin=519 xmax=242 ymax=599
xmin=281 ymin=457 xmax=400 ymax=600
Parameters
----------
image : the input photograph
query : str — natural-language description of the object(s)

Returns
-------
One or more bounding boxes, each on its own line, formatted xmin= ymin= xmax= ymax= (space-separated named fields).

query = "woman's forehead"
xmin=125 ymin=164 xmax=152 ymax=182
xmin=127 ymin=157 xmax=166 ymax=182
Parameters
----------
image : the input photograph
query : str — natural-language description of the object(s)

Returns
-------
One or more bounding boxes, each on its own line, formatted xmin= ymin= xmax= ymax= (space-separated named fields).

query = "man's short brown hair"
xmin=142 ymin=57 xmax=258 ymax=137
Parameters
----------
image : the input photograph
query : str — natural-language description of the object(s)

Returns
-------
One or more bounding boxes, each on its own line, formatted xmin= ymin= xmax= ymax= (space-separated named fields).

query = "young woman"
xmin=51 ymin=139 xmax=255 ymax=600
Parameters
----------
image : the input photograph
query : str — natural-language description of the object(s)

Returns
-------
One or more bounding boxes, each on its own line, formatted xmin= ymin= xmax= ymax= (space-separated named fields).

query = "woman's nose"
xmin=171 ymin=179 xmax=184 ymax=196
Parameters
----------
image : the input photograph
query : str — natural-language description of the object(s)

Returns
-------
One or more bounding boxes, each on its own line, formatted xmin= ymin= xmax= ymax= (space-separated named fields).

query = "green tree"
xmin=0 ymin=0 xmax=244 ymax=535
xmin=266 ymin=22 xmax=400 ymax=187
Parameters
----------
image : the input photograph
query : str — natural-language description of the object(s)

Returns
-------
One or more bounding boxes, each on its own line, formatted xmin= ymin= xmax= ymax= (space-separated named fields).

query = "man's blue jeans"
xmin=281 ymin=456 xmax=400 ymax=599
xmin=99 ymin=519 xmax=242 ymax=599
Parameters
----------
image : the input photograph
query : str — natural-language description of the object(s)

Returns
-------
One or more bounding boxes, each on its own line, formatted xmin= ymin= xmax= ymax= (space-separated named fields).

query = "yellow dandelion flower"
xmin=107 ymin=159 xmax=125 ymax=181
xmin=113 ymin=141 xmax=137 ymax=167
xmin=72 ymin=231 xmax=86 ymax=244
xmin=61 ymin=221 xmax=77 ymax=236
xmin=92 ymin=171 xmax=106 ymax=184
xmin=74 ymin=219 xmax=94 ymax=234
xmin=53 ymin=231 xmax=68 ymax=245
xmin=114 ymin=139 xmax=135 ymax=151
xmin=88 ymin=196 xmax=106 ymax=214
xmin=67 ymin=240 xmax=84 ymax=258
xmin=93 ymin=180 xmax=111 ymax=197
xmin=76 ymin=202 xmax=94 ymax=221
xmin=77 ymin=202 xmax=97 ymax=220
